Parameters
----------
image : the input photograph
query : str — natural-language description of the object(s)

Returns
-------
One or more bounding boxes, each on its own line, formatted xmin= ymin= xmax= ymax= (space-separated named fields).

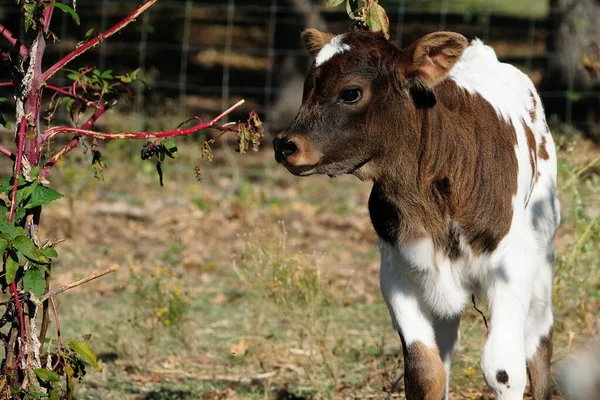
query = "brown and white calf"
xmin=274 ymin=29 xmax=559 ymax=399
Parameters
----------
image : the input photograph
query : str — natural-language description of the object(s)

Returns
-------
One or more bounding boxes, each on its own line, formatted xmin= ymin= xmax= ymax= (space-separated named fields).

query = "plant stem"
xmin=41 ymin=265 xmax=119 ymax=302
xmin=0 ymin=82 xmax=13 ymax=87
xmin=43 ymin=99 xmax=245 ymax=141
xmin=40 ymin=0 xmax=159 ymax=85
xmin=0 ymin=145 xmax=14 ymax=159
xmin=39 ymin=105 xmax=109 ymax=179
xmin=0 ymin=23 xmax=29 ymax=61
xmin=8 ymin=116 xmax=26 ymax=222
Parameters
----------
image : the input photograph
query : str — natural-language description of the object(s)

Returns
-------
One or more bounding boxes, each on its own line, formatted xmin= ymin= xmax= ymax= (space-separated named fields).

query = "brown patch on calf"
xmin=368 ymin=79 xmax=519 ymax=256
xmin=527 ymin=327 xmax=554 ymax=400
xmin=529 ymin=90 xmax=537 ymax=122
xmin=525 ymin=123 xmax=538 ymax=205
xmin=539 ymin=136 xmax=550 ymax=161
xmin=399 ymin=333 xmax=446 ymax=399
xmin=525 ymin=123 xmax=537 ymax=177
xmin=496 ymin=370 xmax=509 ymax=385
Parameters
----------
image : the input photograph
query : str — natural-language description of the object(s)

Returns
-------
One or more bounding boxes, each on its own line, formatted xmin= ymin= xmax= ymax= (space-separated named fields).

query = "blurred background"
xmin=0 ymin=1 xmax=599 ymax=399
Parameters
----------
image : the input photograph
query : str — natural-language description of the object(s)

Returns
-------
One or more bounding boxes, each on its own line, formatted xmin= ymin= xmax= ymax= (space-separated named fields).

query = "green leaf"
xmin=23 ymin=269 xmax=46 ymax=297
xmin=0 ymin=97 xmax=7 ymax=103
xmin=16 ymin=180 xmax=38 ymax=204
xmin=13 ymin=207 xmax=25 ymax=224
xmin=0 ymin=177 xmax=11 ymax=194
xmin=101 ymin=70 xmax=113 ymax=79
xmin=325 ymin=0 xmax=346 ymax=7
xmin=116 ymin=68 xmax=140 ymax=84
xmin=34 ymin=368 xmax=59 ymax=383
xmin=49 ymin=387 xmax=59 ymax=400
xmin=0 ymin=221 xmax=21 ymax=239
xmin=26 ymin=185 xmax=63 ymax=209
xmin=49 ymin=3 xmax=80 ymax=25
xmin=13 ymin=235 xmax=48 ymax=263
xmin=367 ymin=2 xmax=390 ymax=39
xmin=29 ymin=166 xmax=40 ymax=180
xmin=68 ymin=341 xmax=102 ymax=372
xmin=40 ymin=247 xmax=58 ymax=258
xmin=162 ymin=140 xmax=178 ymax=159
xmin=84 ymin=29 xmax=94 ymax=39
xmin=0 ymin=238 xmax=7 ymax=256
xmin=4 ymin=250 xmax=19 ymax=283
xmin=0 ymin=114 xmax=10 ymax=129
xmin=23 ymin=4 xmax=38 ymax=32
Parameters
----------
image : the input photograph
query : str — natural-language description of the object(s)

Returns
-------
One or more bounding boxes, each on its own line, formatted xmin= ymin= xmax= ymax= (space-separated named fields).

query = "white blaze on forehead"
xmin=315 ymin=34 xmax=350 ymax=67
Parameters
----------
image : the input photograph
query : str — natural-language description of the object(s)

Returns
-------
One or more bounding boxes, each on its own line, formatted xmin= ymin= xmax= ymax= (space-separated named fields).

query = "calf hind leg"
xmin=525 ymin=255 xmax=554 ymax=400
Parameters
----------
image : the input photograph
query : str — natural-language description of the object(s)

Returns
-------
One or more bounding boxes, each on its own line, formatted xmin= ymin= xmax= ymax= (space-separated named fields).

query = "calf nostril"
xmin=280 ymin=138 xmax=298 ymax=157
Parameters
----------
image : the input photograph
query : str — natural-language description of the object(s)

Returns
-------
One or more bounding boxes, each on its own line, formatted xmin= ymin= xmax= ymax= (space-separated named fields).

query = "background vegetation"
xmin=1 ymin=0 xmax=598 ymax=399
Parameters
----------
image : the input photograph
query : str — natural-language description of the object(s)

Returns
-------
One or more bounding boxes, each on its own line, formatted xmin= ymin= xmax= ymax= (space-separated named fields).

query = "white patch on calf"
xmin=315 ymin=34 xmax=350 ymax=67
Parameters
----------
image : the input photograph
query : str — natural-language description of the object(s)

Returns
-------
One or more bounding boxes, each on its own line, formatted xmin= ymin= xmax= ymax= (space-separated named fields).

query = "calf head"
xmin=273 ymin=29 xmax=468 ymax=180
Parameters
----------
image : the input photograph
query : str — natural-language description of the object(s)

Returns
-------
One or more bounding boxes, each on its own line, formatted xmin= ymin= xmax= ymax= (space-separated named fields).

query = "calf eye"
xmin=338 ymin=87 xmax=362 ymax=104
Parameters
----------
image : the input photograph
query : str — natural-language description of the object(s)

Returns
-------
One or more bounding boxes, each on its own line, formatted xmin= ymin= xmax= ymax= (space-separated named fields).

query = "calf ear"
xmin=399 ymin=32 xmax=468 ymax=88
xmin=301 ymin=29 xmax=335 ymax=58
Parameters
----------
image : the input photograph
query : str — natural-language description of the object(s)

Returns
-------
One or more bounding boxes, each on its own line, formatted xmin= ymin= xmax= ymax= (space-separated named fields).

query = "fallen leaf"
xmin=229 ymin=339 xmax=248 ymax=356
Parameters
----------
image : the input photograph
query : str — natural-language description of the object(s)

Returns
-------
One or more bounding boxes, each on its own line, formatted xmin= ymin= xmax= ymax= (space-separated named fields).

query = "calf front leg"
xmin=380 ymin=246 xmax=446 ymax=400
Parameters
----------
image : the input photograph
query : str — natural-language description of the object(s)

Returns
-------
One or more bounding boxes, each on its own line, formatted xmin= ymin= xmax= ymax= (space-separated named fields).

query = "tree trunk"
xmin=542 ymin=0 xmax=600 ymax=140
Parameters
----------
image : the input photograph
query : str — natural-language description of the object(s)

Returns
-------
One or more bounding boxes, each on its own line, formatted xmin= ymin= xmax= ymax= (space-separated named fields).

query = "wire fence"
xmin=1 ymin=0 xmax=598 ymax=133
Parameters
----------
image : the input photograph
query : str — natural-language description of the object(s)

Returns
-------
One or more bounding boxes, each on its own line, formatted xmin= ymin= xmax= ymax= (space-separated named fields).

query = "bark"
xmin=542 ymin=0 xmax=600 ymax=140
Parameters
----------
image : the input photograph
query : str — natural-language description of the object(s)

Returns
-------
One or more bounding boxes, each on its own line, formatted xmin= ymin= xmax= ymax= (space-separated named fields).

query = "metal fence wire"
xmin=0 ymin=0 xmax=598 ymax=133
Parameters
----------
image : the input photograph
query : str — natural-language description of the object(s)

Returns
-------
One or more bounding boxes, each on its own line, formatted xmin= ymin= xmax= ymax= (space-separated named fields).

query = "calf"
xmin=274 ymin=29 xmax=559 ymax=400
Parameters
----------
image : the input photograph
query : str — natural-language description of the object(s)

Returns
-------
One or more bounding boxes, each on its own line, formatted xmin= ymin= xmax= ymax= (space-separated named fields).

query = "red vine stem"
xmin=0 ymin=145 xmax=13 ymax=160
xmin=43 ymin=1 xmax=56 ymax=32
xmin=40 ymin=0 xmax=158 ymax=85
xmin=8 ymin=117 xmax=27 ymax=353
xmin=0 ymin=49 xmax=10 ymax=65
xmin=43 ymin=99 xmax=245 ymax=142
xmin=49 ymin=296 xmax=62 ymax=371
xmin=39 ymin=105 xmax=109 ymax=179
xmin=0 ymin=82 xmax=13 ymax=87
xmin=0 ymin=23 xmax=29 ymax=61
xmin=45 ymin=85 xmax=73 ymax=97
xmin=10 ymin=282 xmax=25 ymax=345
xmin=8 ymin=117 xmax=26 ymax=222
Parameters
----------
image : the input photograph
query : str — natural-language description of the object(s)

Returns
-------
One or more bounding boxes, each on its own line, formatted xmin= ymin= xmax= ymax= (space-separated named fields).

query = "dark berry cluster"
xmin=141 ymin=142 xmax=159 ymax=160
xmin=354 ymin=20 xmax=368 ymax=31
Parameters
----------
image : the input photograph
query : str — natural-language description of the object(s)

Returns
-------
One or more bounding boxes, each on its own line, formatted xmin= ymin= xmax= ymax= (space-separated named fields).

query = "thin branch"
xmin=0 ymin=82 xmax=13 ymax=87
xmin=0 ymin=23 xmax=28 ymax=60
xmin=43 ymin=1 xmax=56 ymax=33
xmin=49 ymin=296 xmax=62 ymax=371
xmin=10 ymin=282 xmax=25 ymax=345
xmin=43 ymin=99 xmax=245 ymax=141
xmin=40 ymin=0 xmax=158 ymax=85
xmin=0 ymin=145 xmax=14 ymax=160
xmin=39 ymin=105 xmax=109 ymax=179
xmin=8 ymin=117 xmax=26 ymax=222
xmin=45 ymin=85 xmax=73 ymax=97
xmin=41 ymin=265 xmax=119 ymax=302
xmin=0 ymin=49 xmax=10 ymax=66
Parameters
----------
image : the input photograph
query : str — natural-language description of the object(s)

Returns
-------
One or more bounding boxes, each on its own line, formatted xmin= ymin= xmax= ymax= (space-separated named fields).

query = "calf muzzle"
xmin=273 ymin=136 xmax=298 ymax=164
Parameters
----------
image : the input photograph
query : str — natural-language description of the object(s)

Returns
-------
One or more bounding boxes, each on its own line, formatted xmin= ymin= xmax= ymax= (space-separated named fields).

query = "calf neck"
xmin=274 ymin=29 xmax=559 ymax=400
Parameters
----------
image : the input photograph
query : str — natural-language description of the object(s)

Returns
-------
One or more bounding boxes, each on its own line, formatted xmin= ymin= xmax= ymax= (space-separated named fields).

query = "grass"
xmin=0 ymin=109 xmax=598 ymax=399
